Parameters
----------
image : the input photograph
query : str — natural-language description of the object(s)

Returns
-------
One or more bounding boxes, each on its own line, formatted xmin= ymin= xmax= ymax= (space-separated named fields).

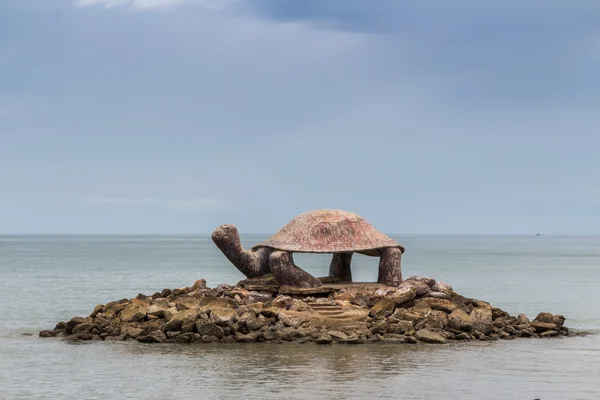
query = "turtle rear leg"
xmin=329 ymin=252 xmax=353 ymax=283
xmin=269 ymin=251 xmax=323 ymax=288
xmin=377 ymin=248 xmax=402 ymax=286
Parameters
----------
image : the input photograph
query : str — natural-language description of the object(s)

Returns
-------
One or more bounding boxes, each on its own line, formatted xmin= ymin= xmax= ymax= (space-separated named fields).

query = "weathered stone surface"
xmin=406 ymin=276 xmax=436 ymax=287
xmin=137 ymin=330 xmax=166 ymax=343
xmin=124 ymin=326 xmax=144 ymax=339
xmin=191 ymin=279 xmax=207 ymax=291
xmin=198 ymin=335 xmax=217 ymax=342
xmin=516 ymin=313 xmax=530 ymax=325
xmin=369 ymin=298 xmax=396 ymax=319
xmin=235 ymin=332 xmax=259 ymax=342
xmin=491 ymin=308 xmax=509 ymax=320
xmin=89 ymin=304 xmax=104 ymax=318
xmin=456 ymin=332 xmax=471 ymax=340
xmin=448 ymin=309 xmax=473 ymax=331
xmin=210 ymin=307 xmax=236 ymax=326
xmin=552 ymin=315 xmax=566 ymax=326
xmin=177 ymin=297 xmax=202 ymax=311
xmin=470 ymin=307 xmax=493 ymax=334
xmin=387 ymin=320 xmax=414 ymax=334
xmin=431 ymin=281 xmax=453 ymax=295
xmin=382 ymin=333 xmax=408 ymax=343
xmin=531 ymin=321 xmax=558 ymax=333
xmin=65 ymin=317 xmax=90 ymax=334
xmin=278 ymin=311 xmax=309 ymax=328
xmin=39 ymin=330 xmax=57 ymax=338
xmin=390 ymin=287 xmax=416 ymax=305
xmin=390 ymin=309 xmax=422 ymax=323
xmin=421 ymin=298 xmax=457 ymax=313
xmin=196 ymin=322 xmax=225 ymax=339
xmin=147 ymin=299 xmax=170 ymax=318
xmin=165 ymin=319 xmax=184 ymax=332
xmin=103 ymin=300 xmax=129 ymax=318
xmin=410 ymin=302 xmax=432 ymax=318
xmin=327 ymin=331 xmax=348 ymax=341
xmin=400 ymin=281 xmax=431 ymax=297
xmin=72 ymin=323 xmax=94 ymax=334
xmin=415 ymin=329 xmax=447 ymax=344
xmin=534 ymin=312 xmax=554 ymax=323
xmin=120 ymin=300 xmax=148 ymax=323
xmin=315 ymin=334 xmax=332 ymax=344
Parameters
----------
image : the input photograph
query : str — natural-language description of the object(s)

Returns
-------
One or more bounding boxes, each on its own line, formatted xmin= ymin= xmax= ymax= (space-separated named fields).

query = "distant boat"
xmin=536 ymin=233 xmax=541 ymax=236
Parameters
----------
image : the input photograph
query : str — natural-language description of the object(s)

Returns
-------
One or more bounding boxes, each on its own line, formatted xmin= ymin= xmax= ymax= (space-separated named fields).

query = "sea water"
xmin=0 ymin=234 xmax=599 ymax=400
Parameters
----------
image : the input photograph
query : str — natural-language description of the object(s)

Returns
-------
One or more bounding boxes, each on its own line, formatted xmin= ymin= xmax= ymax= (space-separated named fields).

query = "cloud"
xmin=82 ymin=197 xmax=226 ymax=210
xmin=74 ymin=0 xmax=232 ymax=10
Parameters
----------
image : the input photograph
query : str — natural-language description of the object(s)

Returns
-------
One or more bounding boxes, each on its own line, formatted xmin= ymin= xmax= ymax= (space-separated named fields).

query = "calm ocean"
xmin=1 ymin=234 xmax=599 ymax=400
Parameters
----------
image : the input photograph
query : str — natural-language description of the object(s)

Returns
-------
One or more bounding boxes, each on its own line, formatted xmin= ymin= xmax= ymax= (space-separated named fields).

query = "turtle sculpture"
xmin=211 ymin=209 xmax=405 ymax=288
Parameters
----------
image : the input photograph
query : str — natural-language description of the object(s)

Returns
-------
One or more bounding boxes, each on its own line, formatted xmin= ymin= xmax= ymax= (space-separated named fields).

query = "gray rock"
xmin=470 ymin=307 xmax=493 ymax=334
xmin=448 ymin=309 xmax=473 ymax=331
xmin=137 ymin=330 xmax=166 ymax=343
xmin=120 ymin=301 xmax=148 ymax=323
xmin=415 ymin=329 xmax=447 ymax=344
xmin=327 ymin=330 xmax=348 ymax=341
xmin=39 ymin=330 xmax=57 ymax=338
xmin=316 ymin=334 xmax=332 ymax=344
xmin=196 ymin=322 xmax=225 ymax=339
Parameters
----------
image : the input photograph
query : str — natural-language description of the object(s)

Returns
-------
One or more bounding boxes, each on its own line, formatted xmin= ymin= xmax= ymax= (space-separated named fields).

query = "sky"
xmin=1 ymin=0 xmax=599 ymax=234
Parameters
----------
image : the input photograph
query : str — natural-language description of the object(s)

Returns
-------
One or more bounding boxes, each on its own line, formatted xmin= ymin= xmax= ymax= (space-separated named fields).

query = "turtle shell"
xmin=252 ymin=209 xmax=404 ymax=255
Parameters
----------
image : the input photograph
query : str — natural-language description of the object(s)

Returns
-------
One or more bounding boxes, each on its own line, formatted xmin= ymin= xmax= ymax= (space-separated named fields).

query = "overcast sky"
xmin=1 ymin=0 xmax=599 ymax=234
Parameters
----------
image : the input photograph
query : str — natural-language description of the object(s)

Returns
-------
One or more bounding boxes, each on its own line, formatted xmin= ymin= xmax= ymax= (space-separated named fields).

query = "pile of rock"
xmin=39 ymin=276 xmax=576 ymax=345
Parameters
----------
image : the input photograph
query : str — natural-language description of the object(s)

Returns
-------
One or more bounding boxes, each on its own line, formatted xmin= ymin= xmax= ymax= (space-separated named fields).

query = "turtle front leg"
xmin=329 ymin=252 xmax=353 ymax=283
xmin=377 ymin=248 xmax=402 ymax=286
xmin=269 ymin=251 xmax=323 ymax=288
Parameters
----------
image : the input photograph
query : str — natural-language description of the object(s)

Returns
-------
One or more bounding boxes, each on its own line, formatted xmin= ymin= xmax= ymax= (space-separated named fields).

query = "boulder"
xmin=191 ymin=279 xmax=207 ymax=291
xmin=470 ymin=307 xmax=493 ymax=334
xmin=448 ymin=309 xmax=473 ymax=331
xmin=65 ymin=317 xmax=90 ymax=335
xmin=431 ymin=281 xmax=453 ymax=295
xmin=202 ymin=335 xmax=220 ymax=343
xmin=196 ymin=322 xmax=225 ymax=339
xmin=137 ymin=330 xmax=166 ymax=343
xmin=369 ymin=298 xmax=396 ymax=319
xmin=210 ymin=307 xmax=236 ymax=326
xmin=390 ymin=309 xmax=422 ymax=323
xmin=120 ymin=300 xmax=148 ymax=323
xmin=103 ymin=300 xmax=129 ymax=318
xmin=72 ymin=323 xmax=94 ymax=334
xmin=534 ymin=312 xmax=554 ymax=323
xmin=235 ymin=332 xmax=259 ymax=343
xmin=415 ymin=329 xmax=447 ymax=344
xmin=399 ymin=281 xmax=431 ymax=297
xmin=316 ymin=334 xmax=333 ymax=344
xmin=123 ymin=326 xmax=144 ymax=339
xmin=390 ymin=287 xmax=416 ymax=305
xmin=406 ymin=276 xmax=436 ymax=287
xmin=39 ymin=330 xmax=57 ymax=338
xmin=387 ymin=320 xmax=414 ymax=334
xmin=164 ymin=319 xmax=184 ymax=332
xmin=421 ymin=298 xmax=457 ymax=313
xmin=327 ymin=331 xmax=348 ymax=341
xmin=147 ymin=299 xmax=170 ymax=318
xmin=176 ymin=297 xmax=202 ymax=311
xmin=278 ymin=311 xmax=309 ymax=328
xmin=516 ymin=313 xmax=530 ymax=325
xmin=531 ymin=321 xmax=558 ymax=333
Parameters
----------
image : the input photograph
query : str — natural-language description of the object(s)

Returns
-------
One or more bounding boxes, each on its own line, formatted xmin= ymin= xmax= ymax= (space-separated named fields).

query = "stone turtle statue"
xmin=211 ymin=209 xmax=405 ymax=288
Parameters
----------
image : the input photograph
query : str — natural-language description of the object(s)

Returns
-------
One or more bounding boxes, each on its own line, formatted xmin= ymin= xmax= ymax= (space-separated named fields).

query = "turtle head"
xmin=211 ymin=224 xmax=241 ymax=248
xmin=211 ymin=224 xmax=266 ymax=278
